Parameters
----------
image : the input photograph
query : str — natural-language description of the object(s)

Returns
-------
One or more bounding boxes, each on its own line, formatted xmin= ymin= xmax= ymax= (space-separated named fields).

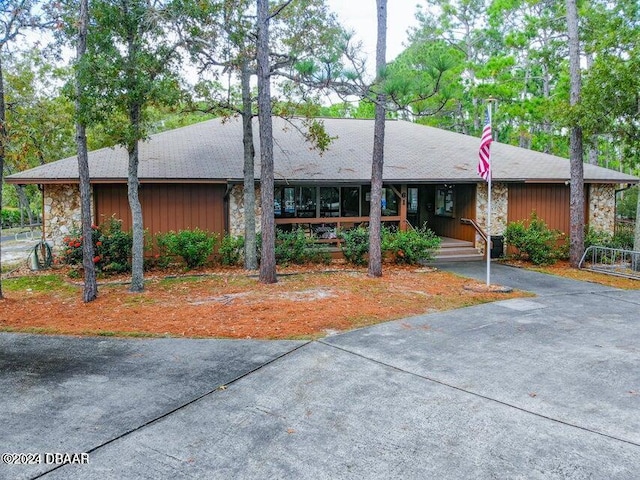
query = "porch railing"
xmin=461 ymin=217 xmax=490 ymax=242
xmin=275 ymin=216 xmax=402 ymax=247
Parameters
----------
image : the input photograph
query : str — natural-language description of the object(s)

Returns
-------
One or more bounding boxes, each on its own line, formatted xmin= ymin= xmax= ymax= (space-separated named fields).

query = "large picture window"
xmin=274 ymin=186 xmax=317 ymax=218
xmin=274 ymin=184 xmax=400 ymax=219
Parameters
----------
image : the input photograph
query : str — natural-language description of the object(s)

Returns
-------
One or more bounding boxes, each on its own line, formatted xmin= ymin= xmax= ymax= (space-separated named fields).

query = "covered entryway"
xmin=407 ymin=184 xmax=477 ymax=243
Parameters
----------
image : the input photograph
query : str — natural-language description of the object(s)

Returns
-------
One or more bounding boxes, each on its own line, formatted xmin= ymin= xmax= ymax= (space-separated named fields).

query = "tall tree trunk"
xmin=76 ymin=0 xmax=98 ymax=302
xmin=634 ymin=190 xmax=640 ymax=253
xmin=566 ymin=0 xmax=585 ymax=267
xmin=241 ymin=58 xmax=257 ymax=271
xmin=0 ymin=54 xmax=5 ymax=299
xmin=128 ymin=136 xmax=145 ymax=292
xmin=368 ymin=0 xmax=387 ymax=278
xmin=126 ymin=99 xmax=145 ymax=292
xmin=542 ymin=64 xmax=552 ymax=154
xmin=257 ymin=0 xmax=277 ymax=284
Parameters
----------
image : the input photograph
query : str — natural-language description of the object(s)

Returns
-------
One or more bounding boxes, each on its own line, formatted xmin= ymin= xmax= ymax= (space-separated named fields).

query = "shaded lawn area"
xmin=0 ymin=266 xmax=528 ymax=340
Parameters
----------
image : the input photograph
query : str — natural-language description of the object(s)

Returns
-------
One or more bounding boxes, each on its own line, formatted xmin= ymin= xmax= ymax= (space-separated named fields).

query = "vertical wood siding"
xmin=507 ymin=184 xmax=588 ymax=235
xmin=94 ymin=184 xmax=226 ymax=237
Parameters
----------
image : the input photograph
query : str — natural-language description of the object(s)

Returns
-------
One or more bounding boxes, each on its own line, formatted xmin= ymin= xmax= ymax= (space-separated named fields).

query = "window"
xmin=295 ymin=187 xmax=316 ymax=217
xmin=382 ymin=187 xmax=399 ymax=216
xmin=436 ymin=186 xmax=455 ymax=217
xmin=275 ymin=186 xmax=317 ymax=218
xmin=408 ymin=188 xmax=418 ymax=214
xmin=341 ymin=186 xmax=360 ymax=217
xmin=320 ymin=187 xmax=340 ymax=217
xmin=274 ymin=186 xmax=295 ymax=218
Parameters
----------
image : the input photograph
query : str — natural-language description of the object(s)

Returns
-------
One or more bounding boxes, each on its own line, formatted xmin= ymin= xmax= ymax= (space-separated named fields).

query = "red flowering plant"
xmin=59 ymin=216 xmax=133 ymax=274
xmin=61 ymin=227 xmax=97 ymax=266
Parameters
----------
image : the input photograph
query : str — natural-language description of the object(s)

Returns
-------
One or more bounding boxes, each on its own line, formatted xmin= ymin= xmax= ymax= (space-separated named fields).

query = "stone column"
xmin=588 ymin=184 xmax=615 ymax=234
xmin=228 ymin=184 xmax=262 ymax=237
xmin=475 ymin=182 xmax=508 ymax=252
xmin=43 ymin=184 xmax=93 ymax=251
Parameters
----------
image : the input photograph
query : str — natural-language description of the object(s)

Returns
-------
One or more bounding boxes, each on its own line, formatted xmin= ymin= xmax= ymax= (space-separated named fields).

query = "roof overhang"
xmin=5 ymin=177 xmax=229 ymax=185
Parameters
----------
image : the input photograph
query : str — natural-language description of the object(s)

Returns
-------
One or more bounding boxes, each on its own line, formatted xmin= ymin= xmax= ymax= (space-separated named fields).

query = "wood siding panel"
xmin=507 ymin=184 xmax=584 ymax=235
xmin=94 ymin=184 xmax=225 ymax=237
xmin=94 ymin=184 xmax=131 ymax=227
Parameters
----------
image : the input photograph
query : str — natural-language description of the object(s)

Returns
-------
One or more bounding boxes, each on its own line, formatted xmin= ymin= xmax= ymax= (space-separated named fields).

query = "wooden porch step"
xmin=433 ymin=237 xmax=483 ymax=262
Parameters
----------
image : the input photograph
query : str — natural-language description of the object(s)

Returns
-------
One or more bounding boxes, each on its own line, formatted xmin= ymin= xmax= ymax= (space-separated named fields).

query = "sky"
xmin=326 ymin=0 xmax=421 ymax=65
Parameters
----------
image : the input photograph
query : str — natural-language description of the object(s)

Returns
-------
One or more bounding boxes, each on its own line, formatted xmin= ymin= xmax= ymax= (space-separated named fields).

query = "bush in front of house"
xmin=253 ymin=229 xmax=330 ymax=266
xmin=219 ymin=234 xmax=245 ymax=266
xmin=612 ymin=228 xmax=634 ymax=250
xmin=96 ymin=217 xmax=134 ymax=273
xmin=382 ymin=225 xmax=441 ymax=264
xmin=156 ymin=228 xmax=218 ymax=269
xmin=340 ymin=226 xmax=370 ymax=266
xmin=60 ymin=216 xmax=133 ymax=273
xmin=273 ymin=228 xmax=330 ymax=265
xmin=304 ymin=242 xmax=332 ymax=265
xmin=274 ymin=228 xmax=308 ymax=265
xmin=340 ymin=224 xmax=440 ymax=266
xmin=584 ymin=227 xmax=613 ymax=250
xmin=504 ymin=213 xmax=560 ymax=265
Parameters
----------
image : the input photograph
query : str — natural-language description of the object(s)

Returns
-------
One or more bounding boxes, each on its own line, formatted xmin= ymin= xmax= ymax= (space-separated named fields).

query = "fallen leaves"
xmin=1 ymin=265 xmax=527 ymax=339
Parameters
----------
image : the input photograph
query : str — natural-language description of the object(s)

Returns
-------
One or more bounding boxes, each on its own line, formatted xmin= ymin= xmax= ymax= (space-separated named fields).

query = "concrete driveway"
xmin=1 ymin=263 xmax=639 ymax=479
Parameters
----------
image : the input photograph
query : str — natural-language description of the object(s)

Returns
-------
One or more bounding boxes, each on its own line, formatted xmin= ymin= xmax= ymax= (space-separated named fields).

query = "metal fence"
xmin=579 ymin=246 xmax=640 ymax=280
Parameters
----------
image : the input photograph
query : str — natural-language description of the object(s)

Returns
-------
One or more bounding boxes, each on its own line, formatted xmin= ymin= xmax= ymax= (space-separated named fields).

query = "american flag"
xmin=477 ymin=109 xmax=492 ymax=181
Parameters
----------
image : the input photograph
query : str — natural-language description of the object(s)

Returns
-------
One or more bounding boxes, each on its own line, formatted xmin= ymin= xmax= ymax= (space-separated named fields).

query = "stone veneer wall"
xmin=475 ymin=182 xmax=508 ymax=253
xmin=44 ymin=184 xmax=90 ymax=250
xmin=588 ymin=184 xmax=616 ymax=234
xmin=228 ymin=184 xmax=262 ymax=237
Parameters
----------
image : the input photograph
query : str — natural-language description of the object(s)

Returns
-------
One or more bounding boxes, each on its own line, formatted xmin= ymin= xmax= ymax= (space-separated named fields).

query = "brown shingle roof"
xmin=6 ymin=117 xmax=638 ymax=184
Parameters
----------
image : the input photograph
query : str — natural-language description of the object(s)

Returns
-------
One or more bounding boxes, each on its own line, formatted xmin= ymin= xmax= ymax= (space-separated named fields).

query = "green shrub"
xmin=156 ymin=228 xmax=218 ymax=269
xmin=219 ymin=234 xmax=245 ymax=266
xmin=504 ymin=213 xmax=560 ymax=265
xmin=383 ymin=225 xmax=441 ymax=264
xmin=1 ymin=208 xmax=21 ymax=228
xmin=584 ymin=227 xmax=613 ymax=250
xmin=268 ymin=228 xmax=332 ymax=266
xmin=612 ymin=229 xmax=634 ymax=250
xmin=275 ymin=228 xmax=310 ymax=265
xmin=340 ymin=226 xmax=370 ymax=265
xmin=96 ymin=217 xmax=133 ymax=273
xmin=305 ymin=243 xmax=332 ymax=265
xmin=616 ymin=187 xmax=637 ymax=219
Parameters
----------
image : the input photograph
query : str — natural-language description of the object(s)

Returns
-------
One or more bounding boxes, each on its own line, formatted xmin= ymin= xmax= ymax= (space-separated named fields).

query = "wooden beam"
xmin=399 ymin=185 xmax=408 ymax=231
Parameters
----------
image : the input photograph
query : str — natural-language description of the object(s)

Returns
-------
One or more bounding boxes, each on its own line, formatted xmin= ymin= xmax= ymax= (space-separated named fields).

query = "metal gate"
xmin=578 ymin=246 xmax=640 ymax=280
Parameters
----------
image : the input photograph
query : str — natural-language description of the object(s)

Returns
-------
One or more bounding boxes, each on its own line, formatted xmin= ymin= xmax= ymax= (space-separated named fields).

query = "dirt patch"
xmin=0 ymin=264 xmax=525 ymax=339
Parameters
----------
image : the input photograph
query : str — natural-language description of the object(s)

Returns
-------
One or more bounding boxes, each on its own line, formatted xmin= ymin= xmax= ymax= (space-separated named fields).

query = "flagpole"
xmin=486 ymin=101 xmax=493 ymax=287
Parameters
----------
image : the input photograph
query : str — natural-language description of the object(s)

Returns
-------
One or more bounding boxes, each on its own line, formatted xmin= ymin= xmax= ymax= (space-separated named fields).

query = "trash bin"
xmin=490 ymin=235 xmax=504 ymax=259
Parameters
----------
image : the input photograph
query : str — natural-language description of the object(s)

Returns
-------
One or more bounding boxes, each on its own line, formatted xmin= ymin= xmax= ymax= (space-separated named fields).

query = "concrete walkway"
xmin=1 ymin=263 xmax=639 ymax=479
